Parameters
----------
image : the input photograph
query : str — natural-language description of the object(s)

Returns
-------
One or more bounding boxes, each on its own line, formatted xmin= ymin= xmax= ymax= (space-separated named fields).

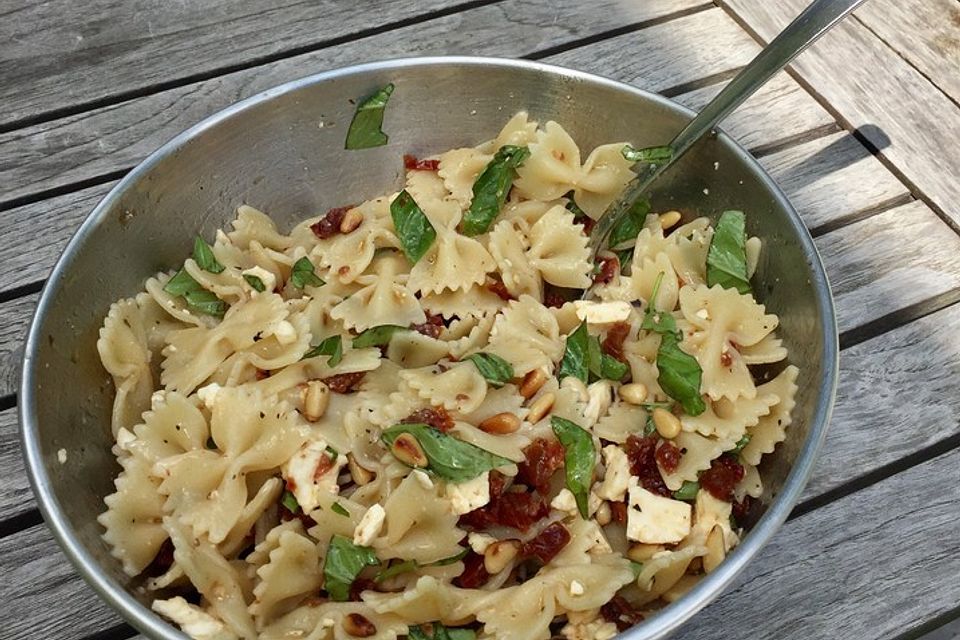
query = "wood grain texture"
xmin=0 ymin=0 xmax=461 ymax=128
xmin=854 ymin=0 xmax=960 ymax=106
xmin=0 ymin=294 xmax=35 ymax=398
xmin=0 ymin=524 xmax=125 ymax=639
xmin=0 ymin=0 xmax=708 ymax=205
xmin=722 ymin=0 xmax=960 ymax=228
xmin=684 ymin=447 xmax=960 ymax=640
xmin=0 ymin=407 xmax=32 ymax=521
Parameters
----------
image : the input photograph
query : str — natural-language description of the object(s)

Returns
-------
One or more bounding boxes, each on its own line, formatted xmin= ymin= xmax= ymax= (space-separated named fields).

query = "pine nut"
xmin=659 ymin=210 xmax=682 ymax=230
xmin=479 ymin=412 xmax=521 ymax=434
xmin=303 ymin=381 xmax=330 ymax=422
xmin=339 ymin=209 xmax=364 ymax=234
xmin=618 ymin=382 xmax=648 ymax=405
xmin=483 ymin=539 xmax=520 ymax=574
xmin=519 ymin=368 xmax=548 ymax=399
xmin=347 ymin=454 xmax=374 ymax=486
xmin=342 ymin=613 xmax=376 ymax=637
xmin=526 ymin=392 xmax=556 ymax=424
xmin=627 ymin=543 xmax=665 ymax=563
xmin=703 ymin=525 xmax=726 ymax=573
xmin=595 ymin=501 xmax=612 ymax=526
xmin=652 ymin=407 xmax=682 ymax=439
xmin=390 ymin=433 xmax=428 ymax=468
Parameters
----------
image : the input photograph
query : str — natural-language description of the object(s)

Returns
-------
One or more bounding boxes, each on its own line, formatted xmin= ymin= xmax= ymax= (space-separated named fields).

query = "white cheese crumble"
xmin=412 ymin=469 xmax=434 ymax=490
xmin=568 ymin=580 xmax=585 ymax=596
xmin=445 ymin=471 xmax=490 ymax=515
xmin=241 ymin=266 xmax=276 ymax=293
xmin=596 ymin=444 xmax=631 ymax=502
xmin=281 ymin=436 xmax=346 ymax=512
xmin=550 ymin=488 xmax=579 ymax=516
xmin=583 ymin=380 xmax=614 ymax=427
xmin=468 ymin=532 xmax=497 ymax=554
xmin=152 ymin=597 xmax=231 ymax=640
xmin=573 ymin=300 xmax=632 ymax=325
xmin=272 ymin=320 xmax=298 ymax=345
xmin=57 ymin=448 xmax=68 ymax=464
xmin=626 ymin=478 xmax=692 ymax=544
xmin=196 ymin=383 xmax=222 ymax=410
xmin=353 ymin=504 xmax=386 ymax=546
xmin=561 ymin=616 xmax=618 ymax=640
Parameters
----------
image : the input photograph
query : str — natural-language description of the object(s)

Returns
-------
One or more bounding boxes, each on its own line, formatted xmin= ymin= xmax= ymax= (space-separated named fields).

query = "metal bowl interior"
xmin=20 ymin=57 xmax=837 ymax=640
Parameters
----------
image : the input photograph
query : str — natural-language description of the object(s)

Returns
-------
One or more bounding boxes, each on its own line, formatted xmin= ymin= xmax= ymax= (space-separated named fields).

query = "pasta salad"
xmin=97 ymin=112 xmax=798 ymax=640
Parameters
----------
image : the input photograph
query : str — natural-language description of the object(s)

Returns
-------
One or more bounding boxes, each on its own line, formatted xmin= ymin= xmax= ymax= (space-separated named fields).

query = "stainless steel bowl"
xmin=20 ymin=57 xmax=838 ymax=639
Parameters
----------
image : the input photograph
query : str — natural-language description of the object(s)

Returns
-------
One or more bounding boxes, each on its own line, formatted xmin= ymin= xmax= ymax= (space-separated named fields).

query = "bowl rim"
xmin=19 ymin=55 xmax=839 ymax=640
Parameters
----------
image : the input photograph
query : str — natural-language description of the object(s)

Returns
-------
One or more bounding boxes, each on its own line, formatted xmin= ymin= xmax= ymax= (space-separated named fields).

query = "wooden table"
xmin=2 ymin=1 xmax=959 ymax=638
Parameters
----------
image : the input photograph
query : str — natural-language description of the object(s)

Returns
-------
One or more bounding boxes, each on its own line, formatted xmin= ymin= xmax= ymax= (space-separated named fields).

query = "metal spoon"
xmin=588 ymin=0 xmax=869 ymax=259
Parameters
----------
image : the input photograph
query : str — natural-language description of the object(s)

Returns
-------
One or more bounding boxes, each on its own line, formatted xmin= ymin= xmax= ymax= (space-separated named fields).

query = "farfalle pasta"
xmin=97 ymin=113 xmax=799 ymax=640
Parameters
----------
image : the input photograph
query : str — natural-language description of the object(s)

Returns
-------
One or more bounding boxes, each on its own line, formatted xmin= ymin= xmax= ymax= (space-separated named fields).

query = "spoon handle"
xmin=588 ymin=0 xmax=869 ymax=259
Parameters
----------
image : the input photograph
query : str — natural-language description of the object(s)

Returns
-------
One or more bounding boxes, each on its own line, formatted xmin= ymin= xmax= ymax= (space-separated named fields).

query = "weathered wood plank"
xmin=0 ymin=523 xmax=125 ymax=639
xmin=685 ymin=447 xmax=960 ymax=640
xmin=0 ymin=0 xmax=709 ymax=205
xmin=722 ymin=0 xmax=960 ymax=228
xmin=758 ymin=131 xmax=910 ymax=232
xmin=854 ymin=0 xmax=960 ymax=106
xmin=0 ymin=294 xmax=35 ymax=398
xmin=0 ymin=407 xmax=32 ymax=521
xmin=817 ymin=200 xmax=960 ymax=334
xmin=0 ymin=0 xmax=460 ymax=128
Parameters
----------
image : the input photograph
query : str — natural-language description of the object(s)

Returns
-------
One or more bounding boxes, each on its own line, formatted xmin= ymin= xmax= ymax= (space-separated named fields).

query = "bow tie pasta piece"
xmin=438 ymin=147 xmax=494 ymax=209
xmin=400 ymin=361 xmax=488 ymax=414
xmin=441 ymin=313 xmax=496 ymax=360
xmin=486 ymin=295 xmax=564 ymax=376
xmin=385 ymin=331 xmax=451 ymax=369
xmin=680 ymin=391 xmax=779 ymax=445
xmin=481 ymin=111 xmax=539 ymax=152
xmin=665 ymin=225 xmax=713 ymax=288
xmin=97 ymin=296 xmax=156 ymax=436
xmin=408 ymin=225 xmax=496 ymax=295
xmin=228 ymin=205 xmax=294 ymax=251
xmin=513 ymin=121 xmax=583 ymax=201
xmin=151 ymin=597 xmax=237 ymax=640
xmin=487 ymin=219 xmax=542 ymax=300
xmin=657 ymin=430 xmax=726 ymax=492
xmin=739 ymin=333 xmax=789 ymax=365
xmin=633 ymin=252 xmax=680 ymax=312
xmin=259 ymin=602 xmax=407 ymax=640
xmin=330 ymin=254 xmax=425 ymax=332
xmin=633 ymin=545 xmax=708 ymax=606
xmin=450 ymin=420 xmax=530 ymax=463
xmin=249 ymin=528 xmax=323 ymax=628
xmin=594 ymin=401 xmax=649 ymax=444
xmin=362 ymin=575 xmax=477 ymax=627
xmin=421 ymin=285 xmax=506 ymax=321
xmin=525 ymin=205 xmax=593 ymax=289
xmin=573 ymin=142 xmax=635 ymax=219
xmin=740 ymin=365 xmax=799 ymax=465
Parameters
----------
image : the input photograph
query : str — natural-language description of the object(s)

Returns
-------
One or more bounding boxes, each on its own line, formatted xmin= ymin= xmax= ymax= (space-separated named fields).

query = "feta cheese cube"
xmin=196 ymin=383 xmax=222 ymax=410
xmin=583 ymin=380 xmax=614 ymax=426
xmin=281 ymin=436 xmax=346 ymax=512
xmin=626 ymin=479 xmax=692 ymax=544
xmin=551 ymin=488 xmax=579 ymax=516
xmin=569 ymin=580 xmax=585 ymax=596
xmin=353 ymin=504 xmax=386 ymax=546
xmin=152 ymin=597 xmax=231 ymax=640
xmin=573 ymin=300 xmax=632 ymax=324
xmin=596 ymin=445 xmax=630 ymax=502
xmin=272 ymin=320 xmax=298 ymax=345
xmin=445 ymin=471 xmax=490 ymax=515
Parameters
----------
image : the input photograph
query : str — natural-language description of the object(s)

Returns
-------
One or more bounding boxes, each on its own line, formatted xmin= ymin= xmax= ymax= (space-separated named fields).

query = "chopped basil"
xmin=375 ymin=559 xmax=418 ymax=583
xmin=551 ymin=416 xmax=595 ymax=519
xmin=326 ymin=445 xmax=339 ymax=457
xmin=185 ymin=289 xmax=227 ymax=318
xmin=193 ymin=236 xmax=225 ymax=274
xmin=673 ymin=480 xmax=700 ymax=501
xmin=622 ymin=144 xmax=673 ymax=165
xmin=461 ymin=145 xmax=530 ymax=236
xmin=344 ymin=83 xmax=394 ymax=150
xmin=630 ymin=561 xmax=645 ymax=578
xmin=410 ymin=623 xmax=476 ymax=640
xmin=303 ymin=335 xmax=343 ymax=366
xmin=641 ymin=272 xmax=678 ymax=335
xmin=381 ymin=423 xmax=512 ymax=483
xmin=290 ymin=256 xmax=324 ymax=289
xmin=616 ymin=248 xmax=634 ymax=275
xmin=558 ymin=322 xmax=590 ymax=384
xmin=323 ymin=535 xmax=380 ymax=601
xmin=331 ymin=502 xmax=350 ymax=517
xmin=391 ymin=189 xmax=436 ymax=263
xmin=707 ymin=210 xmax=751 ymax=294
xmin=431 ymin=547 xmax=469 ymax=566
xmin=243 ymin=274 xmax=266 ymax=292
xmin=564 ymin=191 xmax=588 ymax=219
xmin=463 ymin=352 xmax=514 ymax=388
xmin=731 ymin=434 xmax=751 ymax=455
xmin=281 ymin=490 xmax=300 ymax=513
xmin=608 ymin=198 xmax=651 ymax=250
xmin=163 ymin=268 xmax=202 ymax=296
xmin=353 ymin=324 xmax=408 ymax=348
xmin=643 ymin=414 xmax=657 ymax=436
xmin=586 ymin=332 xmax=603 ymax=377
xmin=600 ymin=352 xmax=629 ymax=382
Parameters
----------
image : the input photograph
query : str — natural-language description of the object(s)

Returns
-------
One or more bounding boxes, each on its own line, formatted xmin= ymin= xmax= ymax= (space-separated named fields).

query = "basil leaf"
xmin=331 ymin=502 xmax=350 ymax=517
xmin=586 ymin=334 xmax=603 ymax=379
xmin=564 ymin=191 xmax=587 ymax=219
xmin=410 ymin=624 xmax=476 ymax=640
xmin=323 ymin=535 xmax=379 ymax=601
xmin=600 ymin=353 xmax=629 ymax=382
xmin=290 ymin=256 xmax=324 ymax=289
xmin=381 ymin=424 xmax=512 ymax=483
xmin=163 ymin=268 xmax=202 ymax=296
xmin=461 ymin=145 xmax=530 ymax=236
xmin=463 ymin=352 xmax=514 ymax=388
xmin=184 ymin=289 xmax=227 ymax=318
xmin=707 ymin=210 xmax=751 ymax=294
xmin=551 ymin=416 xmax=595 ymax=519
xmin=193 ymin=236 xmax=224 ymax=274
xmin=630 ymin=561 xmax=644 ymax=578
xmin=344 ymin=83 xmax=394 ymax=150
xmin=731 ymin=434 xmax=751 ymax=455
xmin=641 ymin=272 xmax=678 ymax=336
xmin=643 ymin=414 xmax=657 ymax=436
xmin=616 ymin=248 xmax=634 ymax=275
xmin=608 ymin=198 xmax=651 ymax=250
xmin=558 ymin=322 xmax=590 ymax=384
xmin=391 ymin=189 xmax=436 ymax=263
xmin=281 ymin=490 xmax=299 ymax=513
xmin=673 ymin=480 xmax=700 ymax=501
xmin=431 ymin=548 xmax=468 ymax=566
xmin=657 ymin=332 xmax=706 ymax=415
xmin=303 ymin=335 xmax=343 ymax=366
xmin=353 ymin=324 xmax=408 ymax=349
xmin=375 ymin=559 xmax=418 ymax=583
xmin=622 ymin=144 xmax=673 ymax=165
xmin=243 ymin=274 xmax=266 ymax=292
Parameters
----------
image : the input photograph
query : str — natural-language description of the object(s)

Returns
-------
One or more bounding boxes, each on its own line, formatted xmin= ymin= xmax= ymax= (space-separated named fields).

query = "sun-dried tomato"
xmin=655 ymin=440 xmax=682 ymax=474
xmin=574 ymin=214 xmax=596 ymax=235
xmin=600 ymin=596 xmax=644 ymax=631
xmin=411 ymin=313 xmax=444 ymax=339
xmin=459 ymin=482 xmax=550 ymax=533
xmin=720 ymin=348 xmax=734 ymax=368
xmin=521 ymin=522 xmax=571 ymax=565
xmin=543 ymin=286 xmax=567 ymax=309
xmin=625 ymin=435 xmax=671 ymax=497
xmin=322 ymin=371 xmax=365 ymax=394
xmin=485 ymin=276 xmax=514 ymax=301
xmin=401 ymin=407 xmax=454 ymax=432
xmin=454 ymin=551 xmax=490 ymax=588
xmin=313 ymin=451 xmax=336 ymax=481
xmin=700 ymin=455 xmax=746 ymax=502
xmin=310 ymin=205 xmax=353 ymax=239
xmin=403 ymin=154 xmax=441 ymax=171
xmin=601 ymin=322 xmax=631 ymax=362
xmin=593 ymin=255 xmax=619 ymax=284
xmin=255 ymin=368 xmax=271 ymax=380
xmin=732 ymin=495 xmax=755 ymax=524
xmin=610 ymin=501 xmax=627 ymax=524
xmin=349 ymin=577 xmax=377 ymax=602
xmin=144 ymin=538 xmax=175 ymax=577
xmin=517 ymin=438 xmax=565 ymax=492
